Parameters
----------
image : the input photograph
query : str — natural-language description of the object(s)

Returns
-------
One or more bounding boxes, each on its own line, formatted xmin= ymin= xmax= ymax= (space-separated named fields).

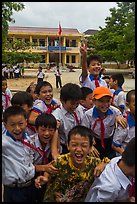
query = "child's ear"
xmin=126 ymin=102 xmax=129 ymax=109
xmin=80 ymin=99 xmax=85 ymax=106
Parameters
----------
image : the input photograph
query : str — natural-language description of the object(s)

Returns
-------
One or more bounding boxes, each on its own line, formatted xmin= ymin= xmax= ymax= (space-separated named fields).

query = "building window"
xmin=66 ymin=39 xmax=69 ymax=47
xmin=71 ymin=40 xmax=76 ymax=47
xmin=32 ymin=39 xmax=38 ymax=46
xmin=25 ymin=38 xmax=30 ymax=44
xmin=66 ymin=55 xmax=69 ymax=63
xmin=72 ymin=55 xmax=76 ymax=63
xmin=39 ymin=39 xmax=45 ymax=46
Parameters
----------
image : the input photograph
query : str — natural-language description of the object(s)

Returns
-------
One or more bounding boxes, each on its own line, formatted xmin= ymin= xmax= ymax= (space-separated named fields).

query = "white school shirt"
xmin=55 ymin=69 xmax=62 ymax=76
xmin=32 ymin=98 xmax=61 ymax=114
xmin=81 ymin=105 xmax=122 ymax=139
xmin=79 ymin=74 xmax=107 ymax=90
xmin=112 ymin=113 xmax=135 ymax=155
xmin=112 ymin=88 xmax=127 ymax=115
xmin=2 ymin=88 xmax=12 ymax=112
xmin=30 ymin=133 xmax=51 ymax=164
xmin=85 ymin=156 xmax=132 ymax=202
xmin=52 ymin=105 xmax=83 ymax=145
xmin=78 ymin=104 xmax=89 ymax=118
xmin=2 ymin=131 xmax=35 ymax=185
xmin=37 ymin=71 xmax=45 ymax=79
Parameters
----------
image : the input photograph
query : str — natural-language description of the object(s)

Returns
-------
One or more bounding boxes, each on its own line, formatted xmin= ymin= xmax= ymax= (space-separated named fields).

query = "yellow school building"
xmin=8 ymin=26 xmax=84 ymax=67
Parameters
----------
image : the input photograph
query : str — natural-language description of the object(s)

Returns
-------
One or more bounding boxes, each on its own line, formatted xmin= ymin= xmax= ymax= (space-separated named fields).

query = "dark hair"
xmin=68 ymin=125 xmax=95 ymax=147
xmin=60 ymin=83 xmax=82 ymax=102
xmin=126 ymin=89 xmax=135 ymax=103
xmin=35 ymin=113 xmax=57 ymax=130
xmin=110 ymin=74 xmax=124 ymax=88
xmin=3 ymin=106 xmax=27 ymax=123
xmin=11 ymin=91 xmax=33 ymax=108
xmin=35 ymin=81 xmax=53 ymax=95
xmin=102 ymin=75 xmax=110 ymax=80
xmin=80 ymin=87 xmax=93 ymax=100
xmin=122 ymin=137 xmax=135 ymax=167
xmin=87 ymin=55 xmax=102 ymax=67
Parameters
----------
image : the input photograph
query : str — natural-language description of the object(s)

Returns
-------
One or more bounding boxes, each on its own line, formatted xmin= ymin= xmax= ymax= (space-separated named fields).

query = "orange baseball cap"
xmin=93 ymin=86 xmax=112 ymax=99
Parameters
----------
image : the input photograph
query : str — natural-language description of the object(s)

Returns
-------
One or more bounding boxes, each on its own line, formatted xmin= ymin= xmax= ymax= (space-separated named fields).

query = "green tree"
xmin=87 ymin=2 xmax=135 ymax=68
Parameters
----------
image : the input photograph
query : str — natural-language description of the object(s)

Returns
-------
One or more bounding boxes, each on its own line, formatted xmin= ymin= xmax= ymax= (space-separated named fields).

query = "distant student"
xmin=85 ymin=137 xmax=135 ymax=202
xmin=81 ymin=86 xmax=127 ymax=159
xmin=29 ymin=81 xmax=61 ymax=127
xmin=52 ymin=83 xmax=83 ymax=154
xmin=37 ymin=67 xmax=45 ymax=84
xmin=112 ymin=89 xmax=135 ymax=156
xmin=2 ymin=76 xmax=12 ymax=112
xmin=109 ymin=73 xmax=126 ymax=116
xmin=35 ymin=125 xmax=110 ymax=202
xmin=99 ymin=68 xmax=106 ymax=78
xmin=79 ymin=44 xmax=107 ymax=90
xmin=79 ymin=87 xmax=93 ymax=116
xmin=55 ymin=65 xmax=62 ymax=88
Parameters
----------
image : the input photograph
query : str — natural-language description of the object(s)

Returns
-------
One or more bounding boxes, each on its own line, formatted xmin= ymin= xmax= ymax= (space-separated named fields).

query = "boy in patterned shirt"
xmin=35 ymin=125 xmax=110 ymax=202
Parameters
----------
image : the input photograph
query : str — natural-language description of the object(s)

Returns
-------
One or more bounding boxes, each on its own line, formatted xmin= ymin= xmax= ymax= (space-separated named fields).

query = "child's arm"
xmin=115 ymin=115 xmax=127 ymax=128
xmin=51 ymin=123 xmax=60 ymax=160
xmin=35 ymin=173 xmax=49 ymax=189
xmin=28 ymin=110 xmax=39 ymax=125
xmin=35 ymin=160 xmax=59 ymax=174
xmin=111 ymin=143 xmax=124 ymax=155
xmin=80 ymin=42 xmax=88 ymax=82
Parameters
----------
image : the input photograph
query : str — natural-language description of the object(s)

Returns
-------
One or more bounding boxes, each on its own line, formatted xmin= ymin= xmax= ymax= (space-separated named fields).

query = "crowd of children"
xmin=2 ymin=44 xmax=135 ymax=202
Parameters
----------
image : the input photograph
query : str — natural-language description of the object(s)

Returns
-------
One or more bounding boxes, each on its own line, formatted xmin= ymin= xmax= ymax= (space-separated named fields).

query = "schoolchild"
xmin=28 ymin=81 xmax=61 ymax=127
xmin=112 ymin=89 xmax=135 ymax=156
xmin=85 ymin=137 xmax=135 ymax=202
xmin=37 ymin=66 xmax=45 ymax=84
xmin=52 ymin=83 xmax=83 ymax=154
xmin=81 ymin=86 xmax=127 ymax=159
xmin=26 ymin=81 xmax=38 ymax=102
xmin=79 ymin=86 xmax=93 ymax=115
xmin=109 ymin=73 xmax=127 ymax=116
xmin=79 ymin=44 xmax=107 ymax=90
xmin=2 ymin=76 xmax=12 ymax=112
xmin=35 ymin=125 xmax=110 ymax=202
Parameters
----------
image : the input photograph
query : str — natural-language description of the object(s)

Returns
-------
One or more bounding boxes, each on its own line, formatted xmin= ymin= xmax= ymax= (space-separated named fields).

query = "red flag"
xmin=58 ymin=22 xmax=62 ymax=35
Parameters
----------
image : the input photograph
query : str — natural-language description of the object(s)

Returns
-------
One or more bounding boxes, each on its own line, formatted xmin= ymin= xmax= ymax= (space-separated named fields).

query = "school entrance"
xmin=49 ymin=53 xmax=62 ymax=64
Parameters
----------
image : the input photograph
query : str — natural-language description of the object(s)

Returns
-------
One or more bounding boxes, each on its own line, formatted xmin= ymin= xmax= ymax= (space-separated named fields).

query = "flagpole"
xmin=59 ymin=35 xmax=61 ymax=68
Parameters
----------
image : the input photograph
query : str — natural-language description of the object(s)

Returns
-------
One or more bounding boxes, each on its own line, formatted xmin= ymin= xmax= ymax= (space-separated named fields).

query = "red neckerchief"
xmin=92 ymin=117 xmax=105 ymax=148
xmin=3 ymin=92 xmax=10 ymax=109
xmin=73 ymin=111 xmax=80 ymax=125
xmin=46 ymin=104 xmax=60 ymax=114
xmin=94 ymin=77 xmax=100 ymax=88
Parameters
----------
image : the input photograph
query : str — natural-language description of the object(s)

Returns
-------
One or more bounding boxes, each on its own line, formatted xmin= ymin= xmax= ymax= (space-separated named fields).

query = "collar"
xmin=127 ymin=113 xmax=135 ymax=128
xmin=51 ymin=99 xmax=57 ymax=105
xmin=93 ymin=106 xmax=113 ymax=118
xmin=89 ymin=74 xmax=101 ymax=81
xmin=114 ymin=88 xmax=123 ymax=95
xmin=6 ymin=131 xmax=27 ymax=142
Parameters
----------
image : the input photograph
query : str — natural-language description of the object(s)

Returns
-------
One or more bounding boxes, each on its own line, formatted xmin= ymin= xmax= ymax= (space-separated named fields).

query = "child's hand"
xmin=44 ymin=160 xmax=59 ymax=174
xmin=80 ymin=43 xmax=87 ymax=57
xmin=115 ymin=115 xmax=127 ymax=128
xmin=94 ymin=163 xmax=106 ymax=177
xmin=35 ymin=175 xmax=48 ymax=189
xmin=90 ymin=146 xmax=100 ymax=158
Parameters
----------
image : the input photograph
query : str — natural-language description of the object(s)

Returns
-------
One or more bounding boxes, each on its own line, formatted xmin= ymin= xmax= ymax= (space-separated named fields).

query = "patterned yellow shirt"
xmin=43 ymin=153 xmax=109 ymax=202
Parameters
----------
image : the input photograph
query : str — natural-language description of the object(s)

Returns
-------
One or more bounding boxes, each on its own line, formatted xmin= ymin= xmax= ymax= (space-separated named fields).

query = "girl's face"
xmin=93 ymin=96 xmax=112 ymax=114
xmin=39 ymin=85 xmax=53 ymax=106
xmin=68 ymin=134 xmax=90 ymax=168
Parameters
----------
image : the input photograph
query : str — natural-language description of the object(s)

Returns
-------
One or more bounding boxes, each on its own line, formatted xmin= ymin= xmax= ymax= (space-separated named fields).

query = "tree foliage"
xmin=87 ymin=2 xmax=135 ymax=68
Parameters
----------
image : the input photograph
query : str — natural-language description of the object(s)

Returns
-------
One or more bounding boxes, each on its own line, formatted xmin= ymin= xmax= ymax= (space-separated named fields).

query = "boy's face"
xmin=39 ymin=85 xmax=53 ymax=106
xmin=126 ymin=95 xmax=135 ymax=116
xmin=2 ymin=80 xmax=7 ymax=93
xmin=88 ymin=60 xmax=101 ymax=77
xmin=94 ymin=96 xmax=112 ymax=114
xmin=109 ymin=78 xmax=117 ymax=89
xmin=67 ymin=134 xmax=91 ymax=168
xmin=4 ymin=115 xmax=27 ymax=140
xmin=37 ymin=126 xmax=55 ymax=144
xmin=61 ymin=100 xmax=80 ymax=113
xmin=80 ymin=93 xmax=93 ymax=109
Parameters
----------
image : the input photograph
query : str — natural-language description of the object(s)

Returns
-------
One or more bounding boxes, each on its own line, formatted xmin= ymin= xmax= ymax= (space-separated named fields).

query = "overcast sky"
xmin=9 ymin=2 xmax=117 ymax=33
